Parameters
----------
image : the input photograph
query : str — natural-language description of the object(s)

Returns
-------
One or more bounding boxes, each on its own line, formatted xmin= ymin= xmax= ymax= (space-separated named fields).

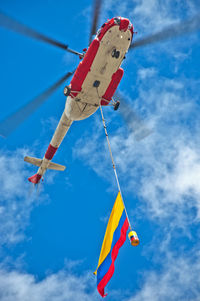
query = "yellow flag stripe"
xmin=96 ymin=192 xmax=124 ymax=271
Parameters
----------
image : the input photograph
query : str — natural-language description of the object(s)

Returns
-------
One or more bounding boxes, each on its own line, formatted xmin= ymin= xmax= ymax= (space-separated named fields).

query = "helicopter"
xmin=0 ymin=0 xmax=200 ymax=184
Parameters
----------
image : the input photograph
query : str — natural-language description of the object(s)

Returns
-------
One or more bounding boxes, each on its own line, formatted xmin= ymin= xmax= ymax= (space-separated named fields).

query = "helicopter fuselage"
xmin=26 ymin=17 xmax=133 ymax=184
xmin=65 ymin=17 xmax=133 ymax=120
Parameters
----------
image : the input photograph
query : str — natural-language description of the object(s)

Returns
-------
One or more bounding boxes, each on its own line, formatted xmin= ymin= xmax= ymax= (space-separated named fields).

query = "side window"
xmin=97 ymin=28 xmax=101 ymax=36
xmin=97 ymin=23 xmax=106 ymax=36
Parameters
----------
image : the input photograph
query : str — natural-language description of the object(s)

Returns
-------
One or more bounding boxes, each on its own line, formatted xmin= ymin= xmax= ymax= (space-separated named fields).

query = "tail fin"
xmin=28 ymin=173 xmax=42 ymax=184
xmin=24 ymin=156 xmax=66 ymax=171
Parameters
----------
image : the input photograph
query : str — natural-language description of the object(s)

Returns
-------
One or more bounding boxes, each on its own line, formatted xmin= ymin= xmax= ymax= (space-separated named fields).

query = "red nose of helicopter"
xmin=113 ymin=17 xmax=134 ymax=35
xmin=119 ymin=18 xmax=130 ymax=32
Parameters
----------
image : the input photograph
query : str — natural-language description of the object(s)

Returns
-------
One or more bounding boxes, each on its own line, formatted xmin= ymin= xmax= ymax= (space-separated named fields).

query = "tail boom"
xmin=25 ymin=112 xmax=72 ymax=184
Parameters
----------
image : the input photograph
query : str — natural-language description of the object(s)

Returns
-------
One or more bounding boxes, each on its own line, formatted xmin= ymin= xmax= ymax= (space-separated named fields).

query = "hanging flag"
xmin=94 ymin=192 xmax=129 ymax=297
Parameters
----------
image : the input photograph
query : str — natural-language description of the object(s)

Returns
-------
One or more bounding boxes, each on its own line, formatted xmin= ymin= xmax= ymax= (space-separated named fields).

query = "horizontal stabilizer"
xmin=48 ymin=162 xmax=66 ymax=171
xmin=24 ymin=156 xmax=42 ymax=167
xmin=24 ymin=156 xmax=66 ymax=171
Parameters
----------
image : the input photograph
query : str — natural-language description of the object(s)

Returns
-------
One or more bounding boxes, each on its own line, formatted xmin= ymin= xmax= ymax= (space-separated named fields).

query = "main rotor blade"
xmin=115 ymin=92 xmax=152 ymax=141
xmin=131 ymin=14 xmax=200 ymax=49
xmin=89 ymin=0 xmax=102 ymax=45
xmin=0 ymin=71 xmax=74 ymax=137
xmin=0 ymin=11 xmax=83 ymax=56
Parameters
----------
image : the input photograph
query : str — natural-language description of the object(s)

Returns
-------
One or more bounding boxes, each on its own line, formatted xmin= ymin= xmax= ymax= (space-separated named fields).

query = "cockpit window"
xmin=114 ymin=17 xmax=120 ymax=25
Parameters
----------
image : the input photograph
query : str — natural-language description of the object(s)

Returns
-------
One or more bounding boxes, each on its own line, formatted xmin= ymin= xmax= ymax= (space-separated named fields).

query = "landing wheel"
xmin=115 ymin=51 xmax=120 ymax=58
xmin=114 ymin=101 xmax=120 ymax=111
xmin=63 ymin=85 xmax=71 ymax=96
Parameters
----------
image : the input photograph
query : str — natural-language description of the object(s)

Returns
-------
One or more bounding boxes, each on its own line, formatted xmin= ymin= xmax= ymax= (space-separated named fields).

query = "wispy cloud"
xmin=137 ymin=67 xmax=157 ymax=80
xmin=0 ymin=268 xmax=98 ymax=301
xmin=62 ymin=2 xmax=200 ymax=293
xmin=127 ymin=251 xmax=200 ymax=301
xmin=1 ymin=1 xmax=200 ymax=300
xmin=73 ymin=62 xmax=200 ymax=297
xmin=103 ymin=0 xmax=199 ymax=34
xmin=0 ymin=148 xmax=46 ymax=245
xmin=0 ymin=149 xmax=99 ymax=300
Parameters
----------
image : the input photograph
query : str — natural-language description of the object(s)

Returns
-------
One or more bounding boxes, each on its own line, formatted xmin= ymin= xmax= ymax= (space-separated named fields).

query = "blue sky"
xmin=0 ymin=0 xmax=200 ymax=300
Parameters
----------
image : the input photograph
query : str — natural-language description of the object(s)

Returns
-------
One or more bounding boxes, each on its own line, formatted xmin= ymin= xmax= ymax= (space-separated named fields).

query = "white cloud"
xmin=0 ymin=268 xmax=98 ymax=301
xmin=1 ymin=2 xmax=200 ymax=300
xmin=103 ymin=0 xmax=199 ymax=35
xmin=122 ymin=76 xmax=200 ymax=224
xmin=130 ymin=0 xmax=178 ymax=33
xmin=1 ymin=251 xmax=198 ymax=301
xmin=74 ymin=70 xmax=200 ymax=229
xmin=139 ymin=144 xmax=200 ymax=222
xmin=0 ymin=149 xmax=100 ymax=301
xmin=101 ymin=0 xmax=200 ymax=68
xmin=72 ymin=5 xmax=200 ymax=294
xmin=137 ymin=67 xmax=157 ymax=80
xmin=127 ymin=252 xmax=200 ymax=301
xmin=0 ymin=148 xmax=46 ymax=244
xmin=73 ymin=117 xmax=111 ymax=180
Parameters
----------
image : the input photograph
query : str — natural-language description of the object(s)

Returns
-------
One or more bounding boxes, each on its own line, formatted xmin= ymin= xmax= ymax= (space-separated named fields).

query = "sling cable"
xmin=99 ymin=104 xmax=139 ymax=247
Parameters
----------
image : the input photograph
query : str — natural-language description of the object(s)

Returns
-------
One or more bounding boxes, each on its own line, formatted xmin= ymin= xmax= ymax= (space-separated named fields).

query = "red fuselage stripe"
xmin=70 ymin=39 xmax=100 ymax=95
xmin=45 ymin=144 xmax=58 ymax=160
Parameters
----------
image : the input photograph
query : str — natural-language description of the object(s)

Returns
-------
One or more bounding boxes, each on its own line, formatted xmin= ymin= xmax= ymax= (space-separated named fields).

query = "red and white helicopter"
xmin=0 ymin=1 xmax=199 ymax=184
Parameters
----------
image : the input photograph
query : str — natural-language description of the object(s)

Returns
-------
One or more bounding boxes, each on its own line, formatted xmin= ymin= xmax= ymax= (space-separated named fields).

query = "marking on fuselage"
xmin=100 ymin=62 xmax=108 ymax=75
